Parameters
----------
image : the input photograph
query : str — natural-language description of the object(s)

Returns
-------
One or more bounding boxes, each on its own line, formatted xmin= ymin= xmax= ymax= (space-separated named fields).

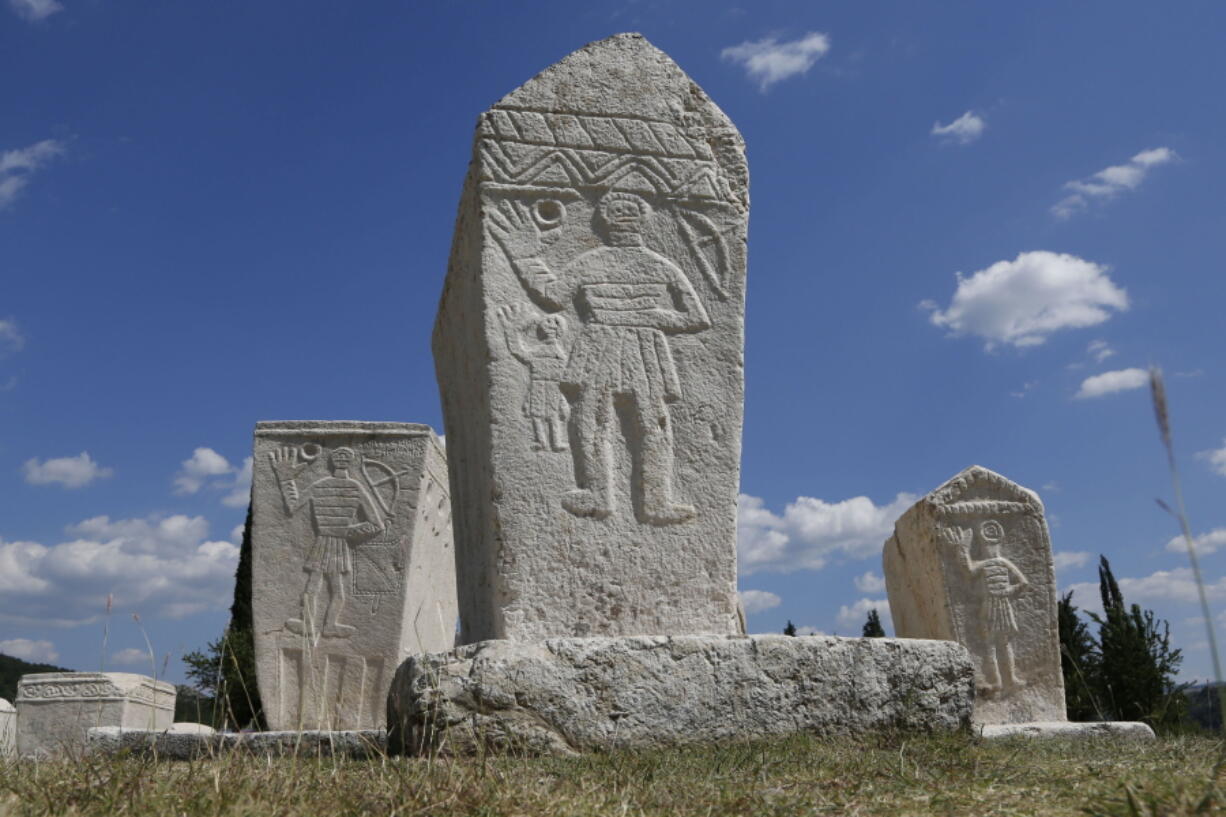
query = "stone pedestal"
xmin=387 ymin=635 xmax=974 ymax=756
xmin=433 ymin=33 xmax=748 ymax=643
xmin=16 ymin=672 xmax=175 ymax=757
xmin=0 ymin=698 xmax=14 ymax=757
xmin=884 ymin=465 xmax=1065 ymax=724
xmin=252 ymin=421 xmax=456 ymax=731
xmin=979 ymin=721 xmax=1155 ymax=740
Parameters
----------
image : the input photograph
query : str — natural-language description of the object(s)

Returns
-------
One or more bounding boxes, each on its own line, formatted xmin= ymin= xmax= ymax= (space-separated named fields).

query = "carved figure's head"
xmin=538 ymin=314 xmax=567 ymax=340
xmin=980 ymin=519 xmax=1004 ymax=550
xmin=329 ymin=447 xmax=356 ymax=472
xmin=597 ymin=191 xmax=650 ymax=236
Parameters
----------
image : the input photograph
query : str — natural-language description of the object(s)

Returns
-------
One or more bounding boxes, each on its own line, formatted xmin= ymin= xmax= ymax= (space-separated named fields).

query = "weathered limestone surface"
xmin=387 ymin=635 xmax=974 ymax=756
xmin=979 ymin=721 xmax=1155 ymax=740
xmin=252 ymin=421 xmax=456 ymax=731
xmin=16 ymin=672 xmax=175 ymax=757
xmin=0 ymin=698 xmax=14 ymax=757
xmin=434 ymin=33 xmax=749 ymax=643
xmin=884 ymin=465 xmax=1065 ymax=724
xmin=87 ymin=727 xmax=386 ymax=759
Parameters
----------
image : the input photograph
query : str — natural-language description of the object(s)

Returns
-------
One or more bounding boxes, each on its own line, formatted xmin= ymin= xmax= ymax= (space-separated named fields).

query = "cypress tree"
xmin=1057 ymin=590 xmax=1099 ymax=720
xmin=861 ymin=609 xmax=885 ymax=638
xmin=783 ymin=620 xmax=797 ymax=637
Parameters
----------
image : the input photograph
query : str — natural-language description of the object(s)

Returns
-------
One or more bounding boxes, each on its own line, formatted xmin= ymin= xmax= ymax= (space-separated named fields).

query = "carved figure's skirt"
xmin=527 ymin=378 xmax=566 ymax=417
xmin=562 ymin=325 xmax=680 ymax=406
xmin=304 ymin=535 xmax=352 ymax=575
xmin=984 ymin=596 xmax=1018 ymax=634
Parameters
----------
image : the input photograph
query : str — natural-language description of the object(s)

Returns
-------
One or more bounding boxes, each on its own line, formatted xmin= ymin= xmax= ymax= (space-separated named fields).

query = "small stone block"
xmin=387 ymin=634 xmax=975 ymax=756
xmin=979 ymin=721 xmax=1156 ymax=740
xmin=16 ymin=672 xmax=175 ymax=757
xmin=86 ymin=727 xmax=386 ymax=760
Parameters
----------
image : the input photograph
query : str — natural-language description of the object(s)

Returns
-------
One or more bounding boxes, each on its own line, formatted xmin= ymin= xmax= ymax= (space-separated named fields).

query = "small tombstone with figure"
xmin=433 ymin=32 xmax=749 ymax=643
xmin=883 ymin=465 xmax=1065 ymax=724
xmin=252 ymin=421 xmax=456 ymax=731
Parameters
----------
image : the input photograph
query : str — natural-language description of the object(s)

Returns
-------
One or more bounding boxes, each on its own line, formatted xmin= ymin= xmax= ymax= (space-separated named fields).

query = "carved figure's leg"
xmin=1000 ymin=638 xmax=1024 ymax=688
xmin=979 ymin=644 xmax=1003 ymax=695
xmin=321 ymin=569 xmax=356 ymax=638
xmin=549 ymin=414 xmax=569 ymax=452
xmin=531 ymin=418 xmax=549 ymax=451
xmin=563 ymin=386 xmax=613 ymax=519
xmin=635 ymin=395 xmax=695 ymax=525
xmin=286 ymin=571 xmax=323 ymax=636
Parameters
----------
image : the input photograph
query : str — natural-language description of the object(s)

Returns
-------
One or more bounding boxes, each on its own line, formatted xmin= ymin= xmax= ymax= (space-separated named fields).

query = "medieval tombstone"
xmin=433 ymin=32 xmax=748 ymax=643
xmin=251 ymin=421 xmax=456 ymax=731
xmin=389 ymin=34 xmax=979 ymax=756
xmin=0 ymin=698 xmax=14 ymax=757
xmin=883 ymin=465 xmax=1065 ymax=724
xmin=15 ymin=672 xmax=175 ymax=756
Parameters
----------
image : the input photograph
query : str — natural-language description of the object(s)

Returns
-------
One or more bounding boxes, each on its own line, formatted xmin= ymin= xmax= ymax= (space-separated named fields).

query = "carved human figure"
xmin=269 ymin=446 xmax=385 ymax=639
xmin=489 ymin=191 xmax=711 ymax=524
xmin=943 ymin=519 xmax=1030 ymax=694
xmin=497 ymin=304 xmax=569 ymax=452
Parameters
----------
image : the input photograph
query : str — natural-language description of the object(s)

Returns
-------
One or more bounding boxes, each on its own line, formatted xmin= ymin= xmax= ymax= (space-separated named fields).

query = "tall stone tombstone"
xmin=434 ymin=33 xmax=748 ymax=643
xmin=252 ymin=421 xmax=456 ymax=730
xmin=883 ymin=465 xmax=1065 ymax=724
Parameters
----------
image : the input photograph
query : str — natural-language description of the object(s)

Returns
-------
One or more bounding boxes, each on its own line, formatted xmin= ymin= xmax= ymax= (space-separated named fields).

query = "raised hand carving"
xmin=488 ymin=200 xmax=541 ymax=262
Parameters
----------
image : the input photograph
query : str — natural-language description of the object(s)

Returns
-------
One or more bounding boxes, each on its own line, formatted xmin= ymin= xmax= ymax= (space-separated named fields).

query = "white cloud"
xmin=1052 ymin=551 xmax=1091 ymax=571
xmin=0 ymin=637 xmax=59 ymax=662
xmin=837 ymin=597 xmax=891 ymax=631
xmin=1166 ymin=528 xmax=1226 ymax=557
xmin=229 ymin=523 xmax=244 ymax=543
xmin=1053 ymin=147 xmax=1178 ymax=219
xmin=0 ymin=318 xmax=24 ymax=355
xmin=854 ymin=571 xmax=886 ymax=593
xmin=7 ymin=0 xmax=63 ymax=22
xmin=738 ymin=589 xmax=782 ymax=614
xmin=1074 ymin=367 xmax=1148 ymax=399
xmin=0 ymin=513 xmax=239 ymax=627
xmin=0 ymin=139 xmax=65 ymax=209
xmin=174 ymin=448 xmax=250 ymax=506
xmin=221 ymin=456 xmax=253 ymax=507
xmin=795 ymin=625 xmax=826 ymax=636
xmin=721 ymin=32 xmax=831 ymax=91
xmin=1010 ymin=380 xmax=1039 ymax=399
xmin=1065 ymin=567 xmax=1226 ymax=617
xmin=931 ymin=111 xmax=985 ymax=145
xmin=923 ymin=251 xmax=1129 ymax=350
xmin=1197 ymin=439 xmax=1226 ymax=478
xmin=738 ymin=491 xmax=916 ymax=575
xmin=22 ymin=451 xmax=114 ymax=489
xmin=111 ymin=647 xmax=153 ymax=667
xmin=1087 ymin=339 xmax=1116 ymax=363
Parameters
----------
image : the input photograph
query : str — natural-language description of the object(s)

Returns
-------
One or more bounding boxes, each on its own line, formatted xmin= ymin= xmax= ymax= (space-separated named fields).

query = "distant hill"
xmin=1185 ymin=682 xmax=1224 ymax=732
xmin=0 ymin=652 xmax=72 ymax=702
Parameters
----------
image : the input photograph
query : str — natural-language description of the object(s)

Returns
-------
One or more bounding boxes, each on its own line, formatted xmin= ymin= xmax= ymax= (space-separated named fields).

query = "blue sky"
xmin=3 ymin=0 xmax=1224 ymax=685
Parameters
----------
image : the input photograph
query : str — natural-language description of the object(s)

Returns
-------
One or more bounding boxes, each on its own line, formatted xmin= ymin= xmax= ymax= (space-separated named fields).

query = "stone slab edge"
xmin=978 ymin=721 xmax=1156 ymax=740
xmin=388 ymin=634 xmax=975 ymax=756
xmin=85 ymin=727 xmax=387 ymax=760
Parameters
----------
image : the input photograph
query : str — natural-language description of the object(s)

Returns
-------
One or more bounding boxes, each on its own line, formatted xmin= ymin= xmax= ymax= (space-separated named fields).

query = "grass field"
xmin=1 ymin=732 xmax=1220 ymax=816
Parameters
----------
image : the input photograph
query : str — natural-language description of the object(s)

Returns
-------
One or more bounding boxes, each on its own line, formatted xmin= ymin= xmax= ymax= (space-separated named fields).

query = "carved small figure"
xmin=269 ymin=445 xmax=385 ymax=639
xmin=489 ymin=190 xmax=710 ymax=525
xmin=943 ymin=519 xmax=1030 ymax=695
xmin=497 ymin=304 xmax=569 ymax=452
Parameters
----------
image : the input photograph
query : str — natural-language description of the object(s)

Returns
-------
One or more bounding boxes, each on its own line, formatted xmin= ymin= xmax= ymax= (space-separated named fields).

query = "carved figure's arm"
xmin=496 ymin=305 xmax=531 ymax=364
xmin=661 ymin=272 xmax=712 ymax=333
xmin=939 ymin=525 xmax=975 ymax=573
xmin=1006 ymin=560 xmax=1029 ymax=596
xmin=347 ymin=481 xmax=386 ymax=541
xmin=487 ymin=200 xmax=569 ymax=309
xmin=268 ymin=447 xmax=310 ymax=514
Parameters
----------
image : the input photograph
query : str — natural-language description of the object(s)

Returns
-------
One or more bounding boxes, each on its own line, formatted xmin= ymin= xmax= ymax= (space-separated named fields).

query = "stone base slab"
xmin=979 ymin=721 xmax=1155 ymax=740
xmin=86 ymin=727 xmax=386 ymax=759
xmin=387 ymin=634 xmax=975 ymax=756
